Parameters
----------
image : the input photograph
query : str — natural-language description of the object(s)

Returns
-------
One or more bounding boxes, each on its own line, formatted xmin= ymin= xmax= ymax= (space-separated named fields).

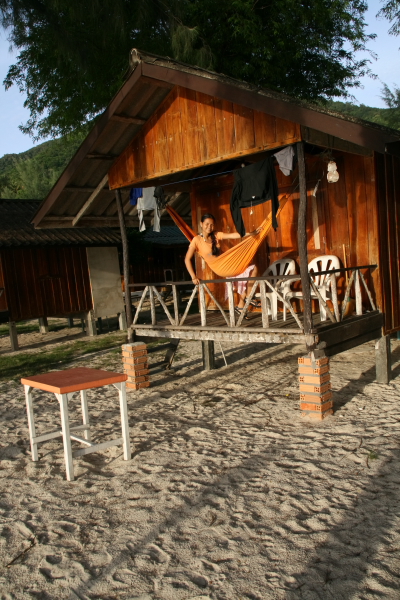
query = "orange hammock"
xmin=166 ymin=195 xmax=290 ymax=278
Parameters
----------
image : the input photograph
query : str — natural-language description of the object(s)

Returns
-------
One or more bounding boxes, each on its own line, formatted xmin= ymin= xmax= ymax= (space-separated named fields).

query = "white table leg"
xmin=80 ymin=390 xmax=91 ymax=441
xmin=115 ymin=382 xmax=131 ymax=460
xmin=56 ymin=393 xmax=74 ymax=481
xmin=24 ymin=385 xmax=38 ymax=461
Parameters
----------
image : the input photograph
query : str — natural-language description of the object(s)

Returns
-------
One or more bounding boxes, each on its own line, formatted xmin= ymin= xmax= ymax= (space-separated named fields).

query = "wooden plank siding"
xmin=375 ymin=153 xmax=400 ymax=333
xmin=190 ymin=150 xmax=381 ymax=314
xmin=108 ymin=86 xmax=301 ymax=189
xmin=0 ymin=247 xmax=93 ymax=321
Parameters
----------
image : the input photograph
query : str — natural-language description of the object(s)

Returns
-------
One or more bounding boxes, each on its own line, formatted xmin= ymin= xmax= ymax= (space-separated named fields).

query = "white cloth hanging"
xmin=273 ymin=146 xmax=295 ymax=176
xmin=137 ymin=187 xmax=160 ymax=232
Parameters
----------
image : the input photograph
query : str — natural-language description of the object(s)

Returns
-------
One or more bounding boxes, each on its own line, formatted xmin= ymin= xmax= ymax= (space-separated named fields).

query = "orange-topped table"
xmin=22 ymin=367 xmax=131 ymax=481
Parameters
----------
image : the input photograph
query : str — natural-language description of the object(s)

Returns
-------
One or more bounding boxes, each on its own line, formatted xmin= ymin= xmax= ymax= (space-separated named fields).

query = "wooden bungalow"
xmin=31 ymin=49 xmax=400 ymax=387
xmin=0 ymin=200 xmax=126 ymax=350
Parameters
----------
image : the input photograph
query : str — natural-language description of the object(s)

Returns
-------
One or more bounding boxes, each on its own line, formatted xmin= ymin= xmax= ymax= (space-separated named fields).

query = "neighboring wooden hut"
xmin=131 ymin=226 xmax=189 ymax=285
xmin=31 ymin=50 xmax=400 ymax=390
xmin=0 ymin=200 xmax=125 ymax=350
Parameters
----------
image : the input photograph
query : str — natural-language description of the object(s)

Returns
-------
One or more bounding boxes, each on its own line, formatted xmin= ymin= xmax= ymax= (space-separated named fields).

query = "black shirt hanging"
xmin=230 ymin=158 xmax=279 ymax=237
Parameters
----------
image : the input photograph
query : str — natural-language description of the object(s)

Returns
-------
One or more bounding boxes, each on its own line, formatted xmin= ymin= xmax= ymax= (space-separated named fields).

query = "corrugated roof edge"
xmin=0 ymin=199 xmax=122 ymax=247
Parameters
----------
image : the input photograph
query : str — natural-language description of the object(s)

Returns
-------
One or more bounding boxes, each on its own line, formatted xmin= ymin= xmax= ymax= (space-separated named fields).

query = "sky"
xmin=1 ymin=0 xmax=400 ymax=159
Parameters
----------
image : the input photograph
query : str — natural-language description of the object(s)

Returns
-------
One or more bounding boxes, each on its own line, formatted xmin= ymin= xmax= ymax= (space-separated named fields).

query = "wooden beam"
xmin=86 ymin=153 xmax=118 ymax=160
xmin=317 ymin=311 xmax=383 ymax=347
xmin=38 ymin=214 xmax=191 ymax=229
xmin=133 ymin=327 xmax=307 ymax=344
xmin=72 ymin=174 xmax=109 ymax=226
xmin=111 ymin=114 xmax=146 ymax=125
xmin=116 ymin=189 xmax=133 ymax=340
xmin=302 ymin=127 xmax=373 ymax=157
xmin=65 ymin=186 xmax=100 ymax=193
xmin=297 ymin=141 xmax=313 ymax=336
xmin=324 ymin=327 xmax=382 ymax=357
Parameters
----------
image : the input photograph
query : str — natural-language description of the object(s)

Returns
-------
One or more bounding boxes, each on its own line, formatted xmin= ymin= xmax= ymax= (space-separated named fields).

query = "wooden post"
xmin=296 ymin=141 xmax=313 ymax=335
xmin=118 ymin=311 xmax=127 ymax=330
xmin=164 ymin=339 xmax=180 ymax=370
xmin=227 ymin=282 xmax=236 ymax=327
xmin=85 ymin=310 xmax=97 ymax=336
xmin=115 ymin=188 xmax=133 ymax=342
xmin=199 ymin=284 xmax=207 ymax=326
xmin=355 ymin=270 xmax=363 ymax=315
xmin=259 ymin=280 xmax=269 ymax=328
xmin=148 ymin=286 xmax=157 ymax=325
xmin=172 ymin=285 xmax=179 ymax=325
xmin=375 ymin=335 xmax=391 ymax=384
xmin=202 ymin=340 xmax=215 ymax=371
xmin=38 ymin=316 xmax=49 ymax=333
xmin=8 ymin=320 xmax=19 ymax=351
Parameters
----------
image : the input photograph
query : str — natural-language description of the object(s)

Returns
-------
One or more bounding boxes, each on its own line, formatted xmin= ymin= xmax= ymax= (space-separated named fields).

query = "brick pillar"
xmin=122 ymin=342 xmax=150 ymax=390
xmin=298 ymin=354 xmax=333 ymax=420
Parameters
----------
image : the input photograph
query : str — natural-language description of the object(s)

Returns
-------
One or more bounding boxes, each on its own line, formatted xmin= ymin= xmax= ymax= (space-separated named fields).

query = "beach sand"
xmin=1 ymin=337 xmax=400 ymax=599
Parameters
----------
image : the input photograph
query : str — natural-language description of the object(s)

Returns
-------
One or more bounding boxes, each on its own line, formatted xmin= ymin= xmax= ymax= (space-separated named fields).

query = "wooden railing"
xmin=128 ymin=265 xmax=377 ymax=331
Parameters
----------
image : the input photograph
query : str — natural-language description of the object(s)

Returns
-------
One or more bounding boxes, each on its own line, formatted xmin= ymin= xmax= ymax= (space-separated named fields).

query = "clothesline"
xmin=138 ymin=144 xmax=299 ymax=190
xmin=161 ymin=168 xmax=236 ymax=187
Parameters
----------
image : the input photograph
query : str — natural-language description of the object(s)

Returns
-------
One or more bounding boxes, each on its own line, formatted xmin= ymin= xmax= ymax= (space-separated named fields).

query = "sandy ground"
xmin=1 ymin=335 xmax=400 ymax=600
xmin=0 ymin=318 xmax=120 ymax=355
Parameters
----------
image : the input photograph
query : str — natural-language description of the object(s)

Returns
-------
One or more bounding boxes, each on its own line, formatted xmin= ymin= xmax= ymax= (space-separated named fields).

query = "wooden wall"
xmin=375 ymin=153 xmax=400 ymax=333
xmin=190 ymin=150 xmax=381 ymax=314
xmin=0 ymin=247 xmax=93 ymax=321
xmin=108 ymin=86 xmax=301 ymax=189
xmin=130 ymin=245 xmax=188 ymax=285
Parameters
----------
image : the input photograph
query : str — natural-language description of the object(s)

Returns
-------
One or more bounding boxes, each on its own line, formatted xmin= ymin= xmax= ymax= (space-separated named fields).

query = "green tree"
xmin=1 ymin=0 xmax=374 ymax=140
xmin=377 ymin=1 xmax=400 ymax=117
xmin=378 ymin=0 xmax=400 ymax=36
xmin=380 ymin=83 xmax=400 ymax=128
xmin=0 ymin=131 xmax=85 ymax=198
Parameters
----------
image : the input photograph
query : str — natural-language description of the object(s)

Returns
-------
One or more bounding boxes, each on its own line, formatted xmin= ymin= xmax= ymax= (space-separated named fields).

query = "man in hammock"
xmin=184 ymin=213 xmax=262 ymax=317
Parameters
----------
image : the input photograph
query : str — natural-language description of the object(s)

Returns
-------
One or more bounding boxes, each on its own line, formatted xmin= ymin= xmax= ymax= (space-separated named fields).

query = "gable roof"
xmin=32 ymin=49 xmax=400 ymax=229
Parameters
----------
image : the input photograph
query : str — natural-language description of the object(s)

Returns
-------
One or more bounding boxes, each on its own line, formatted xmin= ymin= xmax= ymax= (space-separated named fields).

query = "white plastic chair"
xmin=256 ymin=258 xmax=297 ymax=320
xmin=285 ymin=255 xmax=340 ymax=321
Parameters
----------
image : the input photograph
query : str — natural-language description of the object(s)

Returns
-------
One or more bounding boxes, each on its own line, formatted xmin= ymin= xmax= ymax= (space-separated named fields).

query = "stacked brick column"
xmin=122 ymin=342 xmax=150 ymax=390
xmin=298 ymin=355 xmax=333 ymax=419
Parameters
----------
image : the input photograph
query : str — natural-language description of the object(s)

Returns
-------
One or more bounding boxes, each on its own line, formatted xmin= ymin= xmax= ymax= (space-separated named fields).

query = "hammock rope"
xmin=165 ymin=194 xmax=291 ymax=278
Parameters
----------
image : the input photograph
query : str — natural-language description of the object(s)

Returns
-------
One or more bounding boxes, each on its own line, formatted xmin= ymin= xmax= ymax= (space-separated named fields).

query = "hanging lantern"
xmin=327 ymin=160 xmax=339 ymax=183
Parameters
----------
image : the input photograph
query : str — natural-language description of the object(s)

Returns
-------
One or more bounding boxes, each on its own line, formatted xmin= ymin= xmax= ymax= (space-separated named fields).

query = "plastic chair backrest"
xmin=308 ymin=255 xmax=340 ymax=287
xmin=263 ymin=258 xmax=297 ymax=279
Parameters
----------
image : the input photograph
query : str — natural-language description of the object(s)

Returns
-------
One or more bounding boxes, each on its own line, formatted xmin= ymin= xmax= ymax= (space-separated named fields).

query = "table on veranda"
xmin=21 ymin=367 xmax=131 ymax=481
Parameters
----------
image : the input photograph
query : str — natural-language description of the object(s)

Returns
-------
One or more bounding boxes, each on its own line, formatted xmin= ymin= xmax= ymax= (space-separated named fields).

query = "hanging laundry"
xmin=230 ymin=158 xmax=279 ymax=237
xmin=154 ymin=186 xmax=167 ymax=210
xmin=129 ymin=187 xmax=143 ymax=206
xmin=273 ymin=146 xmax=295 ymax=176
xmin=137 ymin=187 xmax=161 ymax=232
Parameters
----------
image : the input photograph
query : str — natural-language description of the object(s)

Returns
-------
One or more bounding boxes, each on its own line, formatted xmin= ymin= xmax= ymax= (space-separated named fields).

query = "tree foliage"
xmin=1 ymin=0 xmax=374 ymax=140
xmin=327 ymin=99 xmax=400 ymax=130
xmin=378 ymin=0 xmax=400 ymax=36
xmin=0 ymin=131 xmax=85 ymax=198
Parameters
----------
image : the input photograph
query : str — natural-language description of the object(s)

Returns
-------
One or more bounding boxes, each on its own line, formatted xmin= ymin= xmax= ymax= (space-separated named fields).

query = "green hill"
xmin=325 ymin=101 xmax=400 ymax=131
xmin=1 ymin=101 xmax=399 ymax=201
xmin=0 ymin=131 xmax=86 ymax=200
